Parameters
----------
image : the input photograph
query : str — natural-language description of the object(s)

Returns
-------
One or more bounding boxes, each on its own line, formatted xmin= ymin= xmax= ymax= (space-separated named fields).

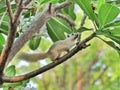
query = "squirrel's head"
xmin=67 ymin=33 xmax=78 ymax=41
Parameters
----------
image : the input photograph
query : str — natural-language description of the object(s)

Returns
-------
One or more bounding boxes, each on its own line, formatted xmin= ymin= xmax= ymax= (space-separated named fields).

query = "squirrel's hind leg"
xmin=49 ymin=51 xmax=60 ymax=61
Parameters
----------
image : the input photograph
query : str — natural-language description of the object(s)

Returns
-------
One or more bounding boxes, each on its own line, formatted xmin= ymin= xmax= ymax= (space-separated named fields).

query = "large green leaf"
xmin=97 ymin=0 xmax=105 ymax=12
xmin=0 ymin=33 xmax=4 ymax=54
xmin=107 ymin=35 xmax=120 ymax=45
xmin=0 ymin=45 xmax=3 ymax=54
xmin=105 ymin=28 xmax=120 ymax=36
xmin=0 ymin=2 xmax=16 ymax=35
xmin=0 ymin=33 xmax=5 ymax=46
xmin=73 ymin=0 xmax=96 ymax=21
xmin=46 ymin=17 xmax=72 ymax=42
xmin=98 ymin=37 xmax=120 ymax=56
xmin=98 ymin=3 xmax=120 ymax=26
xmin=0 ymin=1 xmax=5 ymax=15
xmin=0 ymin=21 xmax=8 ymax=35
xmin=96 ymin=28 xmax=120 ymax=45
xmin=104 ymin=19 xmax=120 ymax=28
xmin=61 ymin=4 xmax=76 ymax=20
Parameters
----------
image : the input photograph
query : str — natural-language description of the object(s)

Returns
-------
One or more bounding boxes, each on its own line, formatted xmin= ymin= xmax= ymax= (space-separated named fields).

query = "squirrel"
xmin=18 ymin=33 xmax=78 ymax=62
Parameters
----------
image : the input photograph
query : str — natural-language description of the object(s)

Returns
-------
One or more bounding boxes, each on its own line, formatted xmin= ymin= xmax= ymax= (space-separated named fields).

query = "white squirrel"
xmin=18 ymin=33 xmax=78 ymax=62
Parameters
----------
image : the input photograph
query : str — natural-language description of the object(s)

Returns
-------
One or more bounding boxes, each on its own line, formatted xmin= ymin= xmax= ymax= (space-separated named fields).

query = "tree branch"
xmin=80 ymin=13 xmax=87 ymax=28
xmin=0 ymin=0 xmax=22 ymax=74
xmin=56 ymin=13 xmax=75 ymax=27
xmin=23 ymin=0 xmax=33 ymax=6
xmin=6 ymin=1 xmax=72 ymax=66
xmin=2 ymin=33 xmax=95 ymax=82
xmin=54 ymin=1 xmax=72 ymax=12
xmin=13 ymin=0 xmax=23 ymax=23
xmin=0 ymin=0 xmax=30 ymax=76
xmin=6 ymin=0 xmax=13 ymax=22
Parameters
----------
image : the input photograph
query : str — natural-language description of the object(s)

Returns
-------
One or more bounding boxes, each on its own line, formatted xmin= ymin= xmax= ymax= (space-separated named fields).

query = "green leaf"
xmin=96 ymin=28 xmax=120 ymax=45
xmin=46 ymin=17 xmax=72 ymax=42
xmin=73 ymin=0 xmax=96 ymax=21
xmin=61 ymin=4 xmax=76 ymax=20
xmin=97 ymin=37 xmax=120 ymax=56
xmin=107 ymin=35 xmax=120 ymax=45
xmin=104 ymin=19 xmax=120 ymax=28
xmin=22 ymin=79 xmax=30 ymax=87
xmin=0 ymin=3 xmax=16 ymax=15
xmin=3 ymin=82 xmax=22 ymax=88
xmin=0 ymin=45 xmax=3 ymax=54
xmin=0 ymin=33 xmax=5 ymax=46
xmin=29 ymin=35 xmax=41 ymax=50
xmin=78 ymin=27 xmax=93 ymax=33
xmin=0 ymin=21 xmax=8 ymax=35
xmin=104 ymin=41 xmax=120 ymax=51
xmin=97 ymin=0 xmax=105 ymax=12
xmin=5 ymin=65 xmax=16 ymax=77
xmin=105 ymin=28 xmax=120 ymax=36
xmin=98 ymin=3 xmax=120 ymax=26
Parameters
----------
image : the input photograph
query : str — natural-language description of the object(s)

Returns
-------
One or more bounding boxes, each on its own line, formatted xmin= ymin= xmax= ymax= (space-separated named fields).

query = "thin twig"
xmin=6 ymin=0 xmax=13 ymax=22
xmin=48 ymin=3 xmax=52 ymax=14
xmin=55 ymin=1 xmax=72 ymax=12
xmin=56 ymin=13 xmax=75 ymax=27
xmin=80 ymin=13 xmax=87 ymax=28
xmin=2 ymin=33 xmax=95 ymax=82
xmin=77 ymin=13 xmax=87 ymax=43
xmin=23 ymin=0 xmax=33 ymax=6
xmin=13 ymin=0 xmax=23 ymax=23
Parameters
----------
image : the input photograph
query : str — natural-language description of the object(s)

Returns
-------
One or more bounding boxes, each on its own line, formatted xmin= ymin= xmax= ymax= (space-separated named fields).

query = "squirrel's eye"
xmin=67 ymin=35 xmax=70 ymax=37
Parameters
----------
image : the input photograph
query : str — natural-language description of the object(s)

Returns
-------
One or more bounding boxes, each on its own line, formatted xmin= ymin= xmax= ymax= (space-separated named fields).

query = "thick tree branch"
xmin=2 ymin=33 xmax=95 ymax=82
xmin=6 ymin=1 xmax=72 ymax=66
xmin=0 ymin=0 xmax=24 ymax=74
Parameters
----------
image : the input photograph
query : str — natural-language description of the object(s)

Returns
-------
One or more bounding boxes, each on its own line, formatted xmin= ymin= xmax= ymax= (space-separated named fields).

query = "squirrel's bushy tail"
xmin=18 ymin=52 xmax=48 ymax=62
